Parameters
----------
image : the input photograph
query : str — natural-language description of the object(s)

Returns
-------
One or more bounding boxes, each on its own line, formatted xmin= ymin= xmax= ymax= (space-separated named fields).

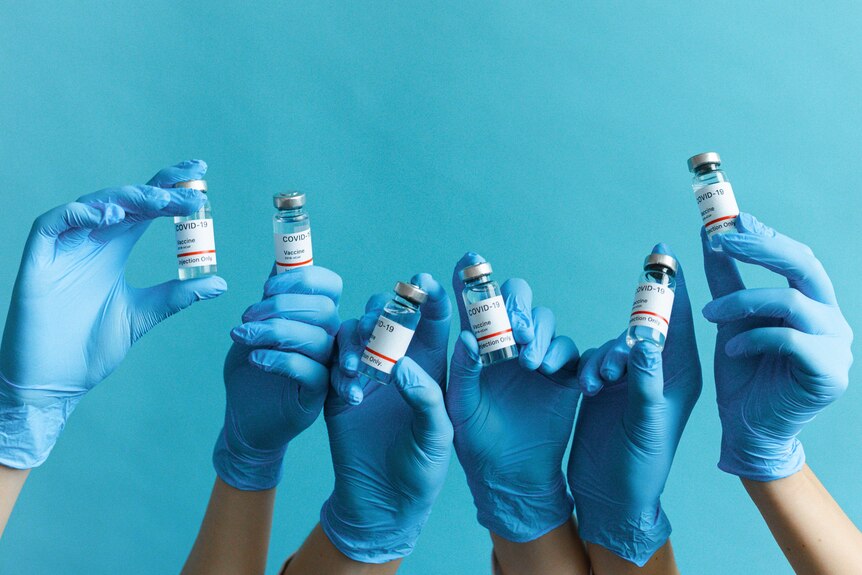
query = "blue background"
xmin=1 ymin=2 xmax=860 ymax=573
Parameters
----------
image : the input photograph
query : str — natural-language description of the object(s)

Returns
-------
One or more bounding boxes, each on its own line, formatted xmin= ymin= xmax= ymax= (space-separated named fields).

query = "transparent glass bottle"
xmin=459 ymin=262 xmax=518 ymax=365
xmin=626 ymin=253 xmax=677 ymax=351
xmin=359 ymin=282 xmax=427 ymax=385
xmin=688 ymin=151 xmax=739 ymax=250
xmin=273 ymin=192 xmax=313 ymax=272
xmin=173 ymin=179 xmax=217 ymax=280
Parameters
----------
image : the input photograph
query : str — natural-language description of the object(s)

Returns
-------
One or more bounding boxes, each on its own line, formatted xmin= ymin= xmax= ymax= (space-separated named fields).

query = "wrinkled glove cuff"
xmin=468 ymin=474 xmax=574 ymax=543
xmin=212 ymin=427 xmax=286 ymax=491
xmin=573 ymin=493 xmax=671 ymax=567
xmin=0 ymin=387 xmax=79 ymax=469
xmin=718 ymin=434 xmax=805 ymax=481
xmin=320 ymin=496 xmax=428 ymax=563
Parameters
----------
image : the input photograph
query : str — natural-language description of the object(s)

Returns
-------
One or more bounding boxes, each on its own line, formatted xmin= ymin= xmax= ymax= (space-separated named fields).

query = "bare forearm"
xmin=182 ymin=477 xmax=276 ymax=575
xmin=491 ymin=517 xmax=590 ymax=575
xmin=0 ymin=465 xmax=30 ymax=538
xmin=587 ymin=540 xmax=679 ymax=575
xmin=286 ymin=523 xmax=402 ymax=575
xmin=743 ymin=464 xmax=862 ymax=575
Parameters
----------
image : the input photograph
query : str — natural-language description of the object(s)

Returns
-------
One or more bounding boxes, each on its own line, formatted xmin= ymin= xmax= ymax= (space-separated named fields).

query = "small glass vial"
xmin=459 ymin=262 xmax=518 ymax=365
xmin=359 ymin=282 xmax=428 ymax=385
xmin=688 ymin=152 xmax=740 ymax=249
xmin=626 ymin=253 xmax=678 ymax=351
xmin=173 ymin=179 xmax=217 ymax=280
xmin=273 ymin=192 xmax=313 ymax=272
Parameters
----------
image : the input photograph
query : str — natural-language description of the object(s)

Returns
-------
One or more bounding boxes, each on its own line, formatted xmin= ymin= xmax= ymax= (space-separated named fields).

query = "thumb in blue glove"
xmin=0 ymin=160 xmax=226 ymax=469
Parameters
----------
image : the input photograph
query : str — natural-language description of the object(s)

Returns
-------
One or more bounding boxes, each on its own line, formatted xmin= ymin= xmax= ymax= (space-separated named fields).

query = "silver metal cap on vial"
xmin=644 ymin=253 xmax=678 ymax=274
xmin=273 ymin=192 xmax=306 ymax=210
xmin=173 ymin=179 xmax=208 ymax=192
xmin=394 ymin=282 xmax=428 ymax=305
xmin=459 ymin=262 xmax=493 ymax=282
xmin=687 ymin=152 xmax=721 ymax=173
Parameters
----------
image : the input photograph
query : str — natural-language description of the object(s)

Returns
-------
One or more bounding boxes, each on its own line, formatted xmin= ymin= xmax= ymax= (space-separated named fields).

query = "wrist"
xmin=572 ymin=492 xmax=671 ymax=567
xmin=718 ymin=430 xmax=805 ymax=481
xmin=319 ymin=494 xmax=429 ymax=563
xmin=212 ymin=425 xmax=286 ymax=491
xmin=0 ymin=379 xmax=81 ymax=469
xmin=469 ymin=473 xmax=574 ymax=543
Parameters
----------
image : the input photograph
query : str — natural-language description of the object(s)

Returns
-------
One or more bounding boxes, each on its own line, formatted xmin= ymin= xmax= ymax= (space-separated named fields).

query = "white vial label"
xmin=629 ymin=283 xmax=675 ymax=337
xmin=467 ymin=295 xmax=516 ymax=354
xmin=274 ymin=229 xmax=313 ymax=273
xmin=361 ymin=316 xmax=415 ymax=375
xmin=695 ymin=182 xmax=739 ymax=237
xmin=175 ymin=219 xmax=217 ymax=269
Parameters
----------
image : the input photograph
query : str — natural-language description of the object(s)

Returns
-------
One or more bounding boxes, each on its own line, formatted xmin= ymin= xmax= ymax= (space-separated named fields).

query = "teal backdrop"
xmin=1 ymin=2 xmax=860 ymax=574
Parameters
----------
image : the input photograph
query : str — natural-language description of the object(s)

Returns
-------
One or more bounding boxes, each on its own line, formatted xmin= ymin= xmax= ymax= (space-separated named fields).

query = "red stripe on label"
xmin=177 ymin=250 xmax=216 ymax=258
xmin=704 ymin=214 xmax=737 ymax=228
xmin=276 ymin=258 xmax=314 ymax=268
xmin=476 ymin=328 xmax=513 ymax=342
xmin=364 ymin=347 xmax=397 ymax=364
xmin=630 ymin=310 xmax=669 ymax=325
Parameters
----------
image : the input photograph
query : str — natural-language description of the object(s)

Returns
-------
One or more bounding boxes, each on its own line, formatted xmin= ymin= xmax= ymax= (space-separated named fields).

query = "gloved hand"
xmin=0 ymin=160 xmax=226 ymax=469
xmin=320 ymin=274 xmax=453 ymax=562
xmin=448 ymin=253 xmax=580 ymax=543
xmin=568 ymin=243 xmax=701 ymax=566
xmin=701 ymin=212 xmax=853 ymax=481
xmin=213 ymin=266 xmax=342 ymax=490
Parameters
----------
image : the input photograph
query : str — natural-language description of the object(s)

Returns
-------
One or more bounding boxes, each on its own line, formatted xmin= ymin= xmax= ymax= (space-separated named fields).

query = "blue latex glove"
xmin=320 ymin=274 xmax=453 ymax=562
xmin=213 ymin=266 xmax=342 ymax=490
xmin=568 ymin=244 xmax=701 ymax=566
xmin=701 ymin=212 xmax=853 ymax=481
xmin=448 ymin=253 xmax=581 ymax=543
xmin=0 ymin=160 xmax=226 ymax=469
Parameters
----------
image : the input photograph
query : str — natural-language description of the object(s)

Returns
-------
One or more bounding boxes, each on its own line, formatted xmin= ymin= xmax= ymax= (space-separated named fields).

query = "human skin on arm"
xmin=490 ymin=518 xmax=590 ymax=575
xmin=0 ymin=467 xmax=29 ymax=537
xmin=587 ymin=541 xmax=679 ymax=575
xmin=287 ymin=524 xmax=402 ymax=575
xmin=182 ymin=478 xmax=276 ymax=575
xmin=743 ymin=465 xmax=862 ymax=575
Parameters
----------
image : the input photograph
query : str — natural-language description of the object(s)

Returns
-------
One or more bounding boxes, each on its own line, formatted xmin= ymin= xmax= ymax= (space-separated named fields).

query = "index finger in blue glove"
xmin=452 ymin=252 xmax=487 ymax=332
xmin=76 ymin=185 xmax=172 ymax=222
xmin=599 ymin=332 xmax=629 ymax=382
xmin=520 ymin=306 xmax=555 ymax=370
xmin=714 ymin=212 xmax=837 ymax=306
xmin=411 ymin=273 xmax=451 ymax=323
xmin=623 ymin=341 xmax=666 ymax=452
xmin=501 ymin=278 xmax=535 ymax=345
xmin=334 ymin=319 xmax=365 ymax=405
xmin=263 ymin=266 xmax=343 ymax=305
xmin=31 ymin=201 xmax=124 ymax=246
xmin=701 ymin=226 xmax=746 ymax=300
xmin=231 ymin=319 xmax=335 ymax=364
xmin=146 ymin=159 xmax=208 ymax=188
xmin=538 ymin=335 xmax=581 ymax=389
xmin=247 ymin=349 xmax=330 ymax=413
xmin=392 ymin=357 xmax=454 ymax=459
xmin=702 ymin=287 xmax=834 ymax=335
xmin=446 ymin=330 xmax=483 ymax=423
xmin=241 ymin=294 xmax=340 ymax=335
xmin=577 ymin=338 xmax=619 ymax=396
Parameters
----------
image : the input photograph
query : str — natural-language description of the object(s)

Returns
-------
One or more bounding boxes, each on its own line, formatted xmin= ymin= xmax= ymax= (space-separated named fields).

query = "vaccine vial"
xmin=173 ymin=179 xmax=217 ymax=280
xmin=359 ymin=282 xmax=428 ymax=385
xmin=626 ymin=253 xmax=677 ymax=351
xmin=459 ymin=262 xmax=518 ymax=365
xmin=273 ymin=192 xmax=313 ymax=272
xmin=688 ymin=151 xmax=740 ymax=249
